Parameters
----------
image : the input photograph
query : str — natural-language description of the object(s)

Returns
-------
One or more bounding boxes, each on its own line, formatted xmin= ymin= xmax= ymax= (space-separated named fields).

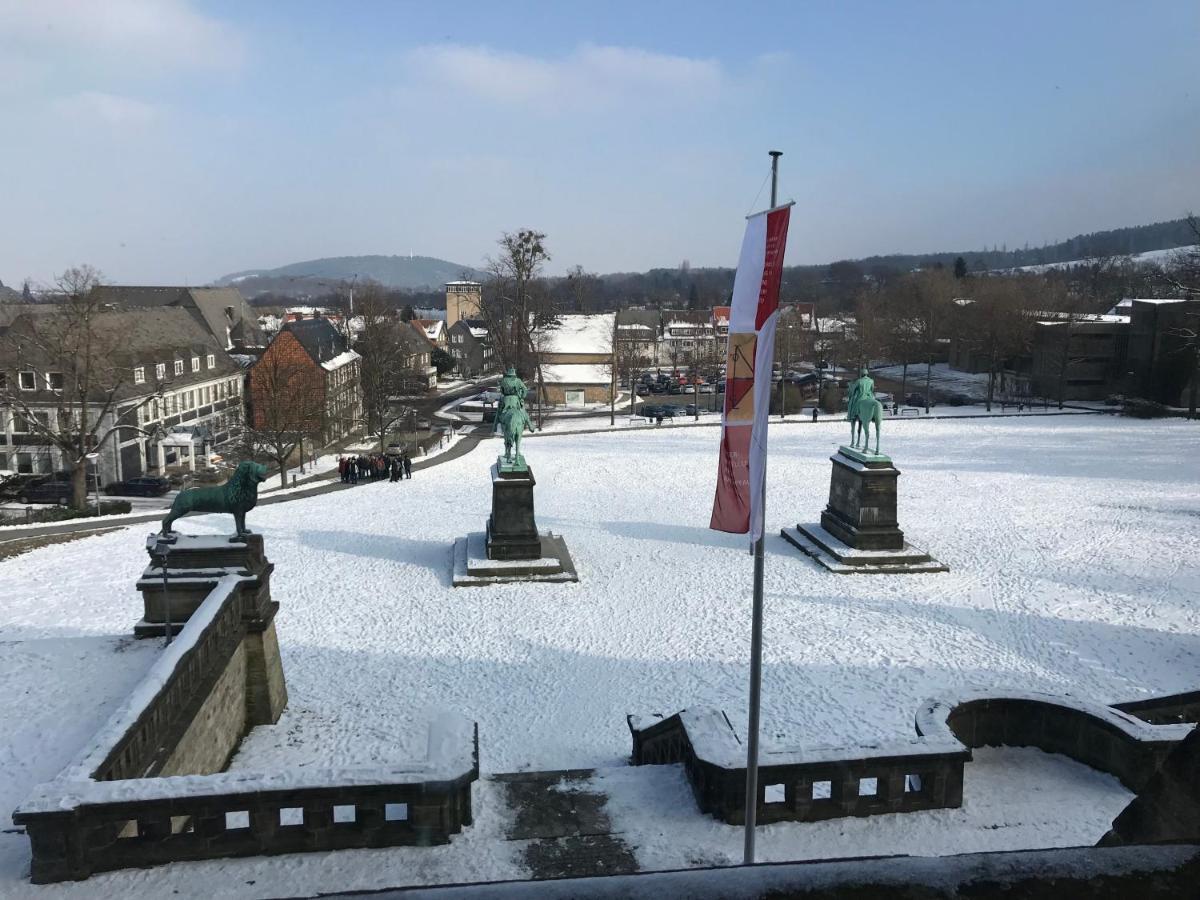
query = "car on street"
xmin=16 ymin=480 xmax=75 ymax=506
xmin=104 ymin=476 xmax=172 ymax=497
xmin=638 ymin=404 xmax=665 ymax=418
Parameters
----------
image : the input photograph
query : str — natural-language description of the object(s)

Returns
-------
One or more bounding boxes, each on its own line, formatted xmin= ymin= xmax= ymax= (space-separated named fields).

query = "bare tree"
xmin=606 ymin=315 xmax=648 ymax=425
xmin=354 ymin=283 xmax=425 ymax=451
xmin=481 ymin=229 xmax=559 ymax=426
xmin=246 ymin=346 xmax=325 ymax=488
xmin=0 ymin=266 xmax=165 ymax=509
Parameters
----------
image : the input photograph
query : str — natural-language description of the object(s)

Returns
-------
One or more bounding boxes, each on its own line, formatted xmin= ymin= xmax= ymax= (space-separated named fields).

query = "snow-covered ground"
xmin=1 ymin=415 xmax=1197 ymax=894
xmin=1004 ymin=244 xmax=1197 ymax=274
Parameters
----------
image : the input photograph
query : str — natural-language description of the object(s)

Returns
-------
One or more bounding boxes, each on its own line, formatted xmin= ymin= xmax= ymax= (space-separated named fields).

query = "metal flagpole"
xmin=744 ymin=149 xmax=782 ymax=865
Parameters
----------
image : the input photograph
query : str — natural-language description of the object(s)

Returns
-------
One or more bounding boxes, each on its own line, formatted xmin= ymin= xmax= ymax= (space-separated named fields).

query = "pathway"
xmin=493 ymin=770 xmax=638 ymax=880
xmin=0 ymin=429 xmax=488 ymax=549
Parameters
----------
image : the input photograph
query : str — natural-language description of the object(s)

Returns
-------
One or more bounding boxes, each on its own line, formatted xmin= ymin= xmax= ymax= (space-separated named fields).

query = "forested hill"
xmin=838 ymin=217 xmax=1197 ymax=274
xmin=215 ymin=255 xmax=487 ymax=294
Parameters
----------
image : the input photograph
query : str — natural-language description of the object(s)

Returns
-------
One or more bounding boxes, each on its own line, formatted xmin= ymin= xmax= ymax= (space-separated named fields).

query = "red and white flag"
xmin=709 ymin=203 xmax=792 ymax=541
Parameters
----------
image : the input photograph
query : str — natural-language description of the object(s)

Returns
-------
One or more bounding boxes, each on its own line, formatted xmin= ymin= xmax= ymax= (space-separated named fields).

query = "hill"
xmin=214 ymin=255 xmax=487 ymax=295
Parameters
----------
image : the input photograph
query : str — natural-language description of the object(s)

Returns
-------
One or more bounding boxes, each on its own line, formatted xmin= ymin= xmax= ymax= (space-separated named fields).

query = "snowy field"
xmin=1 ymin=415 xmax=1198 ymax=894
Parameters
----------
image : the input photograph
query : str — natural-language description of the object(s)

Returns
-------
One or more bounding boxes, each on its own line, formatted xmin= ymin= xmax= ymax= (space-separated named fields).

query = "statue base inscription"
xmin=782 ymin=447 xmax=947 ymax=574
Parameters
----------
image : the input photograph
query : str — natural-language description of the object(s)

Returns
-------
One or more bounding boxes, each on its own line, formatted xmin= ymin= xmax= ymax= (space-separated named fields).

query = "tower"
xmin=445 ymin=281 xmax=482 ymax=328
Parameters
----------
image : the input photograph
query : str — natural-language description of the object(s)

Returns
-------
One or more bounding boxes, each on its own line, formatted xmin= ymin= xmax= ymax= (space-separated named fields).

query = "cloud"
xmin=402 ymin=43 xmax=724 ymax=112
xmin=54 ymin=90 xmax=159 ymax=125
xmin=0 ymin=0 xmax=245 ymax=70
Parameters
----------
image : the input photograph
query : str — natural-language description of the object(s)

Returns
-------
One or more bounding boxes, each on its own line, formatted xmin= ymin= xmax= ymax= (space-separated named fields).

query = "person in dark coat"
xmin=403 ymin=454 xmax=412 ymax=480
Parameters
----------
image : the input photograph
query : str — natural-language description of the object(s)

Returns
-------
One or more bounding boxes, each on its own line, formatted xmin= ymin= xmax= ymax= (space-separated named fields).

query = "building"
xmin=412 ymin=318 xmax=447 ymax=351
xmin=537 ymin=313 xmax=616 ymax=406
xmin=447 ymin=318 xmax=494 ymax=377
xmin=445 ymin=281 xmax=483 ymax=328
xmin=614 ymin=309 xmax=660 ymax=366
xmin=1030 ymin=314 xmax=1130 ymax=401
xmin=0 ymin=307 xmax=244 ymax=483
xmin=1123 ymin=298 xmax=1200 ymax=405
xmin=91 ymin=285 xmax=265 ymax=352
xmin=248 ymin=317 xmax=362 ymax=446
xmin=399 ymin=322 xmax=438 ymax=390
xmin=660 ymin=309 xmax=716 ymax=369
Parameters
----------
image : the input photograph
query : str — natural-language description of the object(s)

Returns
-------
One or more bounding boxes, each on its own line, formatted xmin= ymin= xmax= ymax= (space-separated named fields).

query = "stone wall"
xmin=159 ymin=642 xmax=248 ymax=777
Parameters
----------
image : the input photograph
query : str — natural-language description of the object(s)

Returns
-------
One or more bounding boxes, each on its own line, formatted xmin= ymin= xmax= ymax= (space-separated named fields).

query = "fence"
xmin=631 ymin=691 xmax=1195 ymax=827
xmin=629 ymin=709 xmax=969 ymax=826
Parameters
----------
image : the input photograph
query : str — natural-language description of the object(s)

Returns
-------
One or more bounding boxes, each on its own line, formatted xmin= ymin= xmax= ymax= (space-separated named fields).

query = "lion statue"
xmin=161 ymin=460 xmax=269 ymax=537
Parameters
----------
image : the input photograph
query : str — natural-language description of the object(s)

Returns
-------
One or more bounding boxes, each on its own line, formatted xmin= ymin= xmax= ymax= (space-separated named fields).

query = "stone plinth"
xmin=783 ymin=446 xmax=946 ymax=574
xmin=135 ymin=532 xmax=275 ymax=636
xmin=821 ymin=446 xmax=904 ymax=551
xmin=486 ymin=460 xmax=542 ymax=561
xmin=452 ymin=531 xmax=578 ymax=586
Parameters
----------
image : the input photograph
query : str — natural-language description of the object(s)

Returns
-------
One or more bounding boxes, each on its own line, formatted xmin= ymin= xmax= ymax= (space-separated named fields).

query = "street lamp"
xmin=84 ymin=452 xmax=102 ymax=514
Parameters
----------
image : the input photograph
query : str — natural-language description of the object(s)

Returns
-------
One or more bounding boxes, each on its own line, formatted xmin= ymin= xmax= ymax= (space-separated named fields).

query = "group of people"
xmin=337 ymin=452 xmax=411 ymax=485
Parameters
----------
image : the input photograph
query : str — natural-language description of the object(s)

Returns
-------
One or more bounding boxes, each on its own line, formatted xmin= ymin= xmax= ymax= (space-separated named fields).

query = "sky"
xmin=1 ymin=0 xmax=1198 ymax=287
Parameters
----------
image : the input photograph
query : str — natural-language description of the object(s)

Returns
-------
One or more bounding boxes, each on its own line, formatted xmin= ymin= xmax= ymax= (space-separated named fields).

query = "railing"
xmin=629 ymin=709 xmax=969 ymax=826
xmin=15 ymin=720 xmax=479 ymax=883
xmin=632 ymin=691 xmax=1195 ymax=827
xmin=917 ymin=691 xmax=1194 ymax=793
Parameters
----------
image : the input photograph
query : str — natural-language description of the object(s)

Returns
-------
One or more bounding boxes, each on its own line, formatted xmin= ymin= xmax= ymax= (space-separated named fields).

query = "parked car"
xmin=682 ymin=384 xmax=696 ymax=394
xmin=698 ymin=383 xmax=714 ymax=393
xmin=667 ymin=384 xmax=683 ymax=395
xmin=660 ymin=405 xmax=685 ymax=417
xmin=16 ymin=480 xmax=74 ymax=506
xmin=906 ymin=393 xmax=926 ymax=406
xmin=104 ymin=476 xmax=172 ymax=497
xmin=717 ymin=381 xmax=726 ymax=393
xmin=685 ymin=404 xmax=704 ymax=415
xmin=638 ymin=404 xmax=665 ymax=418
xmin=647 ymin=383 xmax=666 ymax=394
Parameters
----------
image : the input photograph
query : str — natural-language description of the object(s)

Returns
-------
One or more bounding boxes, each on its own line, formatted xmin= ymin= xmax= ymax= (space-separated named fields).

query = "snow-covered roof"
xmin=414 ymin=319 xmax=445 ymax=340
xmin=541 ymin=363 xmax=610 ymax=384
xmin=540 ymin=314 xmax=614 ymax=354
xmin=320 ymin=349 xmax=361 ymax=372
xmin=468 ymin=325 xmax=488 ymax=338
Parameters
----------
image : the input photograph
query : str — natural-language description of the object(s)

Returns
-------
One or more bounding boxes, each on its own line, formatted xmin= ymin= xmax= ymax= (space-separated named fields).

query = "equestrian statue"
xmin=495 ymin=366 xmax=535 ymax=468
xmin=846 ymin=367 xmax=883 ymax=455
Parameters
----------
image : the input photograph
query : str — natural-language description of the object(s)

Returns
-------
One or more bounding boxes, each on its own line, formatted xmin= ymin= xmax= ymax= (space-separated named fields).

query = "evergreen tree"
xmin=954 ymin=256 xmax=968 ymax=279
xmin=688 ymin=283 xmax=701 ymax=310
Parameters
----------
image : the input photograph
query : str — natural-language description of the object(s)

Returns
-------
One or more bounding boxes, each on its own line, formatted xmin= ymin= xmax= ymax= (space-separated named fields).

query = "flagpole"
xmin=743 ymin=149 xmax=782 ymax=865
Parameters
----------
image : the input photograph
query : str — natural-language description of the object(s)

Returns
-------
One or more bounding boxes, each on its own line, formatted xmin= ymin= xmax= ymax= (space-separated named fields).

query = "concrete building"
xmin=1030 ymin=315 xmax=1130 ymax=401
xmin=445 ymin=281 xmax=483 ymax=328
xmin=1123 ymin=298 xmax=1200 ymax=406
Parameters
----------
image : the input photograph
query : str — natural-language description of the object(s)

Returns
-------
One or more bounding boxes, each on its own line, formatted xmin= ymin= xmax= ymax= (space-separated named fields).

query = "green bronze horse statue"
xmin=496 ymin=394 xmax=534 ymax=466
xmin=850 ymin=396 xmax=883 ymax=454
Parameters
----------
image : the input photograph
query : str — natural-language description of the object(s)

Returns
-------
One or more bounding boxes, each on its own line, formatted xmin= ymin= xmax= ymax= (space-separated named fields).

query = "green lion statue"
xmin=161 ymin=460 xmax=268 ymax=537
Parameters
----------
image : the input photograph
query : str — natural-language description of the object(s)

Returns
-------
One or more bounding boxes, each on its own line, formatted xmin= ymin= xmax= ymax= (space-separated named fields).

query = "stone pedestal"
xmin=783 ymin=446 xmax=947 ymax=574
xmin=486 ymin=461 xmax=541 ymax=561
xmin=452 ymin=458 xmax=577 ymax=586
xmin=820 ymin=446 xmax=905 ymax=551
xmin=135 ymin=532 xmax=276 ymax=636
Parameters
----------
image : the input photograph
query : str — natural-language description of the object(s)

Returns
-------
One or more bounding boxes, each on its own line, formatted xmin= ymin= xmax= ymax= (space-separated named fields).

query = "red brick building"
xmin=248 ymin=317 xmax=362 ymax=446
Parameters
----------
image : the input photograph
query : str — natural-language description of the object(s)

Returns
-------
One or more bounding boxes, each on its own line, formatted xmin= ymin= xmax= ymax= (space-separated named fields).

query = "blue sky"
xmin=1 ymin=0 xmax=1197 ymax=286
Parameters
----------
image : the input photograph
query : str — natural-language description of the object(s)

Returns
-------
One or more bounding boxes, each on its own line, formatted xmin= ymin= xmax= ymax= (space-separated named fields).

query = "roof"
xmin=0 ymin=307 xmax=239 ymax=403
xmin=616 ymin=309 xmax=660 ymax=329
xmin=399 ymin=322 xmax=435 ymax=354
xmin=445 ymin=280 xmax=482 ymax=286
xmin=279 ymin=317 xmax=349 ymax=365
xmin=662 ymin=309 xmax=710 ymax=326
xmin=540 ymin=314 xmax=615 ymax=355
xmin=320 ymin=349 xmax=361 ymax=372
xmin=413 ymin=319 xmax=445 ymax=340
xmin=90 ymin=285 xmax=264 ymax=350
xmin=541 ymin=363 xmax=611 ymax=385
xmin=451 ymin=318 xmax=490 ymax=340
xmin=712 ymin=306 xmax=731 ymax=326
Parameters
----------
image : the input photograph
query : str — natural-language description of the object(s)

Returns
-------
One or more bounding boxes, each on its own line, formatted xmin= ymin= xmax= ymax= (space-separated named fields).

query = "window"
xmin=191 ymin=357 xmax=200 ymax=373
xmin=174 ymin=360 xmax=184 ymax=376
xmin=156 ymin=363 xmax=166 ymax=380
xmin=0 ymin=451 xmax=7 ymax=471
xmin=134 ymin=366 xmax=145 ymax=385
xmin=206 ymin=353 xmax=215 ymax=369
xmin=18 ymin=371 xmax=36 ymax=391
xmin=45 ymin=372 xmax=64 ymax=391
xmin=16 ymin=452 xmax=33 ymax=473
